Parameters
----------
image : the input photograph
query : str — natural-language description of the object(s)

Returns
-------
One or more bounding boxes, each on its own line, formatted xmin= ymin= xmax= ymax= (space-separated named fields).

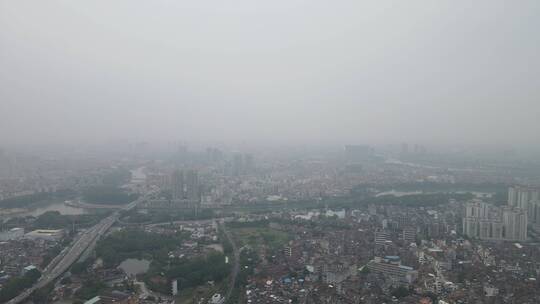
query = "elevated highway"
xmin=7 ymin=194 xmax=149 ymax=304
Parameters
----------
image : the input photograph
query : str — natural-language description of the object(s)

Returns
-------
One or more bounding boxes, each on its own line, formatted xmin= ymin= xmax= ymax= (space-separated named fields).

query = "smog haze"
xmin=1 ymin=1 xmax=539 ymax=149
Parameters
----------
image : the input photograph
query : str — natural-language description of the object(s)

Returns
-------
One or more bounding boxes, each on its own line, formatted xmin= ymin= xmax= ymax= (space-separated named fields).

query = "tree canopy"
xmin=0 ymin=269 xmax=41 ymax=302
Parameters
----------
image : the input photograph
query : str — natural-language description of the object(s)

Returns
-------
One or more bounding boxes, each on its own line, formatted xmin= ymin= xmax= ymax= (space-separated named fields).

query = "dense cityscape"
xmin=1 ymin=144 xmax=540 ymax=304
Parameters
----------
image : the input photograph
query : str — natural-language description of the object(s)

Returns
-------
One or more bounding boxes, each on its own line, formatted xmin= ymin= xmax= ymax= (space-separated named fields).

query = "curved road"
xmin=221 ymin=223 xmax=240 ymax=303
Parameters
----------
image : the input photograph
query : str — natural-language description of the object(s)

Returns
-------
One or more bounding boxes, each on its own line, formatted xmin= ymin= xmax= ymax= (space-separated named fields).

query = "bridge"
xmin=7 ymin=194 xmax=148 ymax=304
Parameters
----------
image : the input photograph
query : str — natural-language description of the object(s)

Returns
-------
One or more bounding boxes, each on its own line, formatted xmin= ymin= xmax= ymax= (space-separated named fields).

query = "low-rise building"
xmin=25 ymin=229 xmax=64 ymax=241
xmin=367 ymin=256 xmax=418 ymax=285
xmin=0 ymin=228 xmax=24 ymax=241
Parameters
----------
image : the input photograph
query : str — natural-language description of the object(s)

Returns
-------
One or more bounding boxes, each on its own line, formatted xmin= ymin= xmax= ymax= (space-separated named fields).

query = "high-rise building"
xmin=401 ymin=143 xmax=409 ymax=154
xmin=508 ymin=185 xmax=540 ymax=207
xmin=171 ymin=169 xmax=185 ymax=200
xmin=206 ymin=147 xmax=223 ymax=164
xmin=529 ymin=200 xmax=540 ymax=228
xmin=463 ymin=204 xmax=504 ymax=241
xmin=465 ymin=200 xmax=490 ymax=219
xmin=169 ymin=169 xmax=200 ymax=206
xmin=463 ymin=198 xmax=526 ymax=241
xmin=244 ymin=153 xmax=255 ymax=173
xmin=232 ymin=153 xmax=243 ymax=176
xmin=502 ymin=207 xmax=527 ymax=241
xmin=508 ymin=186 xmax=519 ymax=207
xmin=507 ymin=186 xmax=540 ymax=228
xmin=185 ymin=169 xmax=199 ymax=202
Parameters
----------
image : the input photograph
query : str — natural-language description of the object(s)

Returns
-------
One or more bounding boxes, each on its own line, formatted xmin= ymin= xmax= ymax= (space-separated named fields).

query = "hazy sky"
xmin=1 ymin=1 xmax=539 ymax=148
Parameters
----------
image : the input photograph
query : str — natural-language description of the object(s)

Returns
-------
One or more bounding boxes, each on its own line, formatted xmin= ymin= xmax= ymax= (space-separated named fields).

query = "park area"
xmin=228 ymin=223 xmax=291 ymax=251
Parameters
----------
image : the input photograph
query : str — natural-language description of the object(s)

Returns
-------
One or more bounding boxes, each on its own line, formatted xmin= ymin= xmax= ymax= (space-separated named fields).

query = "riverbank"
xmin=64 ymin=200 xmax=125 ymax=209
xmin=0 ymin=201 xmax=86 ymax=222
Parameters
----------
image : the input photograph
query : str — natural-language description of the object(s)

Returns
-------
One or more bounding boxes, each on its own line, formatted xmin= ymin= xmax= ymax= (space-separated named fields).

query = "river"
xmin=376 ymin=189 xmax=493 ymax=198
xmin=0 ymin=201 xmax=86 ymax=222
xmin=119 ymin=258 xmax=151 ymax=276
xmin=1 ymin=166 xmax=146 ymax=222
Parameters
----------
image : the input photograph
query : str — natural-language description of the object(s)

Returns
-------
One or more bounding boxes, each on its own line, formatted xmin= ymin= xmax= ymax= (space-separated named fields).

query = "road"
xmin=145 ymin=217 xmax=233 ymax=228
xmin=221 ymin=223 xmax=240 ymax=303
xmin=7 ymin=195 xmax=148 ymax=304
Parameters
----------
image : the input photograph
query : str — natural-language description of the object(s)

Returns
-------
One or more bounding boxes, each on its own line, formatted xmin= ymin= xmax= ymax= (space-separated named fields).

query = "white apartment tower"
xmin=502 ymin=207 xmax=527 ymax=241
xmin=507 ymin=186 xmax=540 ymax=228
xmin=463 ymin=198 xmax=526 ymax=241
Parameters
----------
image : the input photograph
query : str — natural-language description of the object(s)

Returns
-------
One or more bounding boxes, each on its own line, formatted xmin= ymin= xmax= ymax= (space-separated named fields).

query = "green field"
xmin=230 ymin=227 xmax=290 ymax=250
xmin=174 ymin=282 xmax=226 ymax=304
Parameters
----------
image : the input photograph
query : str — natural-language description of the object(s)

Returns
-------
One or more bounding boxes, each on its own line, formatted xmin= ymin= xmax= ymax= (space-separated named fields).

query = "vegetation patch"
xmin=230 ymin=225 xmax=290 ymax=250
xmin=0 ymin=269 xmax=41 ymax=302
xmin=83 ymin=186 xmax=138 ymax=205
xmin=144 ymin=252 xmax=230 ymax=295
xmin=96 ymin=228 xmax=187 ymax=267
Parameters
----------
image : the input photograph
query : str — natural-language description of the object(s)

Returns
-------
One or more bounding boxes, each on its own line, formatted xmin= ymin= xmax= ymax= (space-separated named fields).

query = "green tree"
xmin=391 ymin=286 xmax=411 ymax=298
xmin=0 ymin=269 xmax=41 ymax=302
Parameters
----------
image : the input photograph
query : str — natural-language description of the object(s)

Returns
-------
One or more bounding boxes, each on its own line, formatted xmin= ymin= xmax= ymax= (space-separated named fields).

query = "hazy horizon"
xmin=2 ymin=1 xmax=539 ymax=149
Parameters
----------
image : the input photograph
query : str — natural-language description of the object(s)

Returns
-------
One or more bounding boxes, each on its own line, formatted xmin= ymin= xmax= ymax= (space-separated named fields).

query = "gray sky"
xmin=1 ymin=1 xmax=539 ymax=148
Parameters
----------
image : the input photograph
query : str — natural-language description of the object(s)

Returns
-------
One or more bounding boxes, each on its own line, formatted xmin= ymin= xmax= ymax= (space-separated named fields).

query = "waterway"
xmin=1 ymin=166 xmax=146 ymax=222
xmin=376 ymin=189 xmax=493 ymax=198
xmin=119 ymin=258 xmax=151 ymax=276
xmin=0 ymin=201 xmax=86 ymax=222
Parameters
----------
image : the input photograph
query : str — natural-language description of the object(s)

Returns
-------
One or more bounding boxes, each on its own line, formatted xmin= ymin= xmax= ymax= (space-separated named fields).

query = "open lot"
xmin=230 ymin=227 xmax=290 ymax=250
